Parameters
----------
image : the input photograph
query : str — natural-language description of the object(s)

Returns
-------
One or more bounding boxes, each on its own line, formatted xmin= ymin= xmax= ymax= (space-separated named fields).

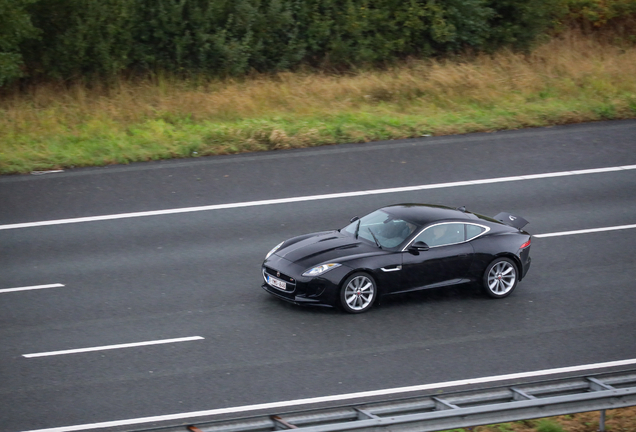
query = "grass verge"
xmin=1 ymin=31 xmax=636 ymax=175
xmin=444 ymin=406 xmax=636 ymax=431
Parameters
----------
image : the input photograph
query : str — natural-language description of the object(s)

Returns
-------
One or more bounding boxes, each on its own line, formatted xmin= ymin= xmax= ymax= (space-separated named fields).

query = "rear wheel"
xmin=483 ymin=258 xmax=518 ymax=298
xmin=340 ymin=273 xmax=376 ymax=313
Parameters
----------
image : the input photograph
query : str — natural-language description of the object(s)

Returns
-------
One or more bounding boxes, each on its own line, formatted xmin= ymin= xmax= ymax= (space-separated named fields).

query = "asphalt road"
xmin=1 ymin=120 xmax=635 ymax=432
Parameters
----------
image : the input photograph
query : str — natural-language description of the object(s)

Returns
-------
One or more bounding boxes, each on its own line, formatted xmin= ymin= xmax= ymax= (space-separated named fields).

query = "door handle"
xmin=381 ymin=265 xmax=402 ymax=272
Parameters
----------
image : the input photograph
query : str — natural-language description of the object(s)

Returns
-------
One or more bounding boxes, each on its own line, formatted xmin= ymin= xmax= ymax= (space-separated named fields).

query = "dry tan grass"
xmin=2 ymin=31 xmax=634 ymax=131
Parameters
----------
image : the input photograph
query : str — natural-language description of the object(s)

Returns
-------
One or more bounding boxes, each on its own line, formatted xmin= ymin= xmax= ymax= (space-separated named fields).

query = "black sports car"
xmin=262 ymin=204 xmax=532 ymax=313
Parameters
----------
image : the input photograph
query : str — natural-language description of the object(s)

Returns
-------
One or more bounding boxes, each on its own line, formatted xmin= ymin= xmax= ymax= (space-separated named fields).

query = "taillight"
xmin=520 ymin=238 xmax=531 ymax=249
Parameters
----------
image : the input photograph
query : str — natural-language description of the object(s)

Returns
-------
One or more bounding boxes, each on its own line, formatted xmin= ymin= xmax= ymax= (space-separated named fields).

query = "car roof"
xmin=381 ymin=204 xmax=487 ymax=226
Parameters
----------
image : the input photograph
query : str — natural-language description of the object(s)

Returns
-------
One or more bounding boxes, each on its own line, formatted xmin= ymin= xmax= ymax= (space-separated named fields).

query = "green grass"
xmin=534 ymin=419 xmax=566 ymax=432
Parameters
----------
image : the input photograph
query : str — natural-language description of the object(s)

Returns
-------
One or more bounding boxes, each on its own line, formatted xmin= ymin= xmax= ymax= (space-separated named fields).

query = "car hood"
xmin=275 ymin=231 xmax=382 ymax=268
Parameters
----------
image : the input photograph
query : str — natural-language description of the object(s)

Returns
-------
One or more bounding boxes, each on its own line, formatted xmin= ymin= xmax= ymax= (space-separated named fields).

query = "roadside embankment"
xmin=1 ymin=32 xmax=635 ymax=175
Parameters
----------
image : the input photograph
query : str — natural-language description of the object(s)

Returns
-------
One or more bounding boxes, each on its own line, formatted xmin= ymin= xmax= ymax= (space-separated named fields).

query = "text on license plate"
xmin=268 ymin=275 xmax=287 ymax=290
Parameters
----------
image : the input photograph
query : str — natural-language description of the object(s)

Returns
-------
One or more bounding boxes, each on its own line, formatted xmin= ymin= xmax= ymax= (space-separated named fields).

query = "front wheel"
xmin=483 ymin=258 xmax=518 ymax=298
xmin=340 ymin=273 xmax=376 ymax=313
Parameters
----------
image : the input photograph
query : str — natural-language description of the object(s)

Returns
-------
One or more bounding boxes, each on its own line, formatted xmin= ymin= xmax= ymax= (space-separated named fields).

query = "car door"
xmin=397 ymin=222 xmax=475 ymax=293
xmin=368 ymin=252 xmax=407 ymax=293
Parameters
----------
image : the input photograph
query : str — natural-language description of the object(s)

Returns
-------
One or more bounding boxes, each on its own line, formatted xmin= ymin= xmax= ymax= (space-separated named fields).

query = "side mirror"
xmin=350 ymin=216 xmax=360 ymax=223
xmin=409 ymin=241 xmax=429 ymax=252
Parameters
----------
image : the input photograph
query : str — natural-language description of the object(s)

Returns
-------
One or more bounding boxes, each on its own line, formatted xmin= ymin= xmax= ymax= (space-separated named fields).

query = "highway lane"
xmin=1 ymin=120 xmax=635 ymax=225
xmin=1 ymin=120 xmax=635 ymax=432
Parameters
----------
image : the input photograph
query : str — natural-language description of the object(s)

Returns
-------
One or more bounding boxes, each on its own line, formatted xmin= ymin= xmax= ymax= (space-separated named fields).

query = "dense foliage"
xmin=1 ymin=0 xmax=634 ymax=86
xmin=563 ymin=0 xmax=636 ymax=28
xmin=0 ymin=0 xmax=38 ymax=85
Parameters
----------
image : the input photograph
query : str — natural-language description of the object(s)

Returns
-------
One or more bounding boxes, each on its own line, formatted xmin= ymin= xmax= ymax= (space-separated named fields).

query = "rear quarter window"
xmin=466 ymin=224 xmax=486 ymax=240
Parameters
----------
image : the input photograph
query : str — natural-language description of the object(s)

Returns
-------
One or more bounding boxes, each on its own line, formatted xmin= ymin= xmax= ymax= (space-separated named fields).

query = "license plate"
xmin=268 ymin=275 xmax=287 ymax=290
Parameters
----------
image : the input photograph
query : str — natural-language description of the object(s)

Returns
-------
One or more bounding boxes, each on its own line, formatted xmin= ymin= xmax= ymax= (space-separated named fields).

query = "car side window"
xmin=415 ymin=223 xmax=465 ymax=247
xmin=466 ymin=224 xmax=486 ymax=240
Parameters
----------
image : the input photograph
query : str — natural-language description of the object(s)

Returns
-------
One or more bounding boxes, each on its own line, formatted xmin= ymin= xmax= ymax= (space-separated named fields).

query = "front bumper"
xmin=261 ymin=255 xmax=349 ymax=307
xmin=261 ymin=283 xmax=328 ymax=306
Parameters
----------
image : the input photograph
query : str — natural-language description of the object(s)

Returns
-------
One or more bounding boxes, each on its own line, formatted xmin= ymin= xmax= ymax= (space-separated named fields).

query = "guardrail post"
xmin=598 ymin=409 xmax=606 ymax=432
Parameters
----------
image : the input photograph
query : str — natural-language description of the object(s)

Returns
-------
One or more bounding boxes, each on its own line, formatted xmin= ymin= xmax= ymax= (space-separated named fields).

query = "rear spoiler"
xmin=493 ymin=212 xmax=529 ymax=230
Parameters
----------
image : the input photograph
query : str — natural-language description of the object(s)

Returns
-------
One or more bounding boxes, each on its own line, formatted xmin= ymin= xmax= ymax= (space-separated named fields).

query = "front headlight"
xmin=265 ymin=241 xmax=285 ymax=260
xmin=302 ymin=263 xmax=341 ymax=277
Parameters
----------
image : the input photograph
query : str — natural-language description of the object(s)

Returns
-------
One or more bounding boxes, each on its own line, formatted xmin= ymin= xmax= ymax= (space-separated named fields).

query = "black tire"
xmin=482 ymin=257 xmax=518 ymax=299
xmin=339 ymin=272 xmax=376 ymax=313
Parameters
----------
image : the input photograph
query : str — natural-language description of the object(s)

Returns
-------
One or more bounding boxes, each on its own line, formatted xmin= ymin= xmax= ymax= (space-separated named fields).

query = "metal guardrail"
xmin=148 ymin=370 xmax=636 ymax=432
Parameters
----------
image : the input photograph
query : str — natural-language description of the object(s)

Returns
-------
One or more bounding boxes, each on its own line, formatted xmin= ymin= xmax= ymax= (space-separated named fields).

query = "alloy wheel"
xmin=343 ymin=275 xmax=375 ymax=312
xmin=487 ymin=260 xmax=517 ymax=295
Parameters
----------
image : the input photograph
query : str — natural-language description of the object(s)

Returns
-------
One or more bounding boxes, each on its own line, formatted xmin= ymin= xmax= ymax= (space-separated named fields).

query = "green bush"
xmin=0 ymin=0 xmax=38 ymax=85
xmin=563 ymin=0 xmax=636 ymax=28
xmin=484 ymin=0 xmax=561 ymax=50
xmin=297 ymin=0 xmax=495 ymax=64
xmin=556 ymin=0 xmax=636 ymax=42
xmin=4 ymin=0 xmax=625 ymax=86
xmin=131 ymin=0 xmax=305 ymax=76
xmin=21 ymin=0 xmax=134 ymax=80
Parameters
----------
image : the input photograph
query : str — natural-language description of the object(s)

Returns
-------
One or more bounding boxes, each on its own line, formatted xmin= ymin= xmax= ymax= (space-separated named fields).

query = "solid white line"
xmin=21 ymin=358 xmax=636 ymax=432
xmin=22 ymin=336 xmax=204 ymax=358
xmin=535 ymin=224 xmax=636 ymax=238
xmin=0 ymin=283 xmax=64 ymax=294
xmin=2 ymin=164 xmax=636 ymax=231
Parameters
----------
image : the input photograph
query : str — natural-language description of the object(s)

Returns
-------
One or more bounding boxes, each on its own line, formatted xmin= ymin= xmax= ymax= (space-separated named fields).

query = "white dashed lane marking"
xmin=0 ymin=283 xmax=65 ymax=294
xmin=22 ymin=336 xmax=205 ymax=358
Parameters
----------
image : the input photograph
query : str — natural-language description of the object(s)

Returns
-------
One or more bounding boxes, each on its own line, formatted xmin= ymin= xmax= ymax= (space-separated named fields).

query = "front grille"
xmin=263 ymin=266 xmax=297 ymax=293
xmin=264 ymin=266 xmax=296 ymax=284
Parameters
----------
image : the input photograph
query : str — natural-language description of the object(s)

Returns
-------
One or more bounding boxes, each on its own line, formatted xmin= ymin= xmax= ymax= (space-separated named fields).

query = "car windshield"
xmin=342 ymin=210 xmax=419 ymax=249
